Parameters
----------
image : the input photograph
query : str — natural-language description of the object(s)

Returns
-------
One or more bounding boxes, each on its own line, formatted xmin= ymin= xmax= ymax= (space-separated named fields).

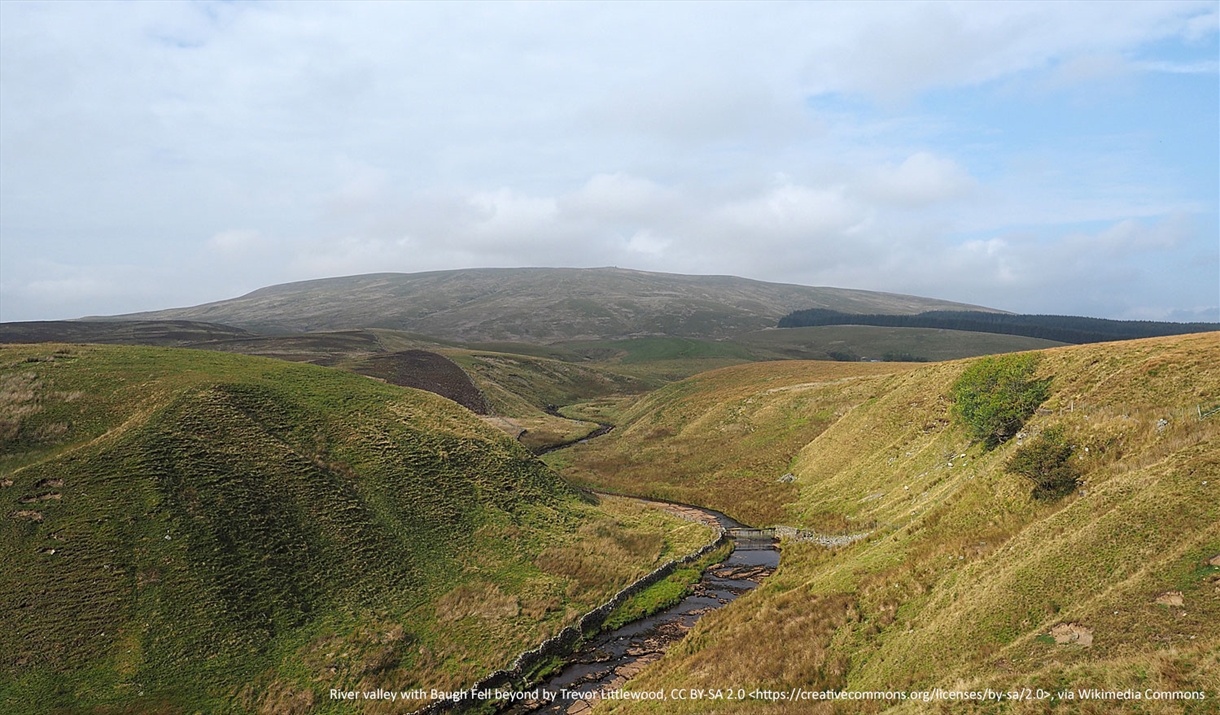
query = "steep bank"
xmin=557 ymin=333 xmax=1220 ymax=713
xmin=0 ymin=344 xmax=711 ymax=714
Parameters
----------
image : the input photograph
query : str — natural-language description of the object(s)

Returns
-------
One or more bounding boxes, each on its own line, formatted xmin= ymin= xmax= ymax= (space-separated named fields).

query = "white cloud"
xmin=714 ymin=183 xmax=860 ymax=239
xmin=0 ymin=2 xmax=1215 ymax=322
xmin=1073 ymin=216 xmax=1186 ymax=253
xmin=1132 ymin=59 xmax=1220 ymax=74
xmin=798 ymin=2 xmax=1216 ymax=101
xmin=325 ymin=158 xmax=391 ymax=217
xmin=858 ymin=152 xmax=978 ymax=208
xmin=1043 ymin=53 xmax=1130 ymax=88
xmin=624 ymin=230 xmax=669 ymax=256
xmin=2 ymin=261 xmax=162 ymax=317
xmin=559 ymin=173 xmax=676 ymax=223
xmin=1184 ymin=7 xmax=1220 ymax=41
xmin=205 ymin=229 xmax=266 ymax=258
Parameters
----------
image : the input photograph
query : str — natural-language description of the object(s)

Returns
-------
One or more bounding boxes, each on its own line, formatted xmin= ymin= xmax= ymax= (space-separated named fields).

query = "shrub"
xmin=950 ymin=352 xmax=1050 ymax=448
xmin=1008 ymin=425 xmax=1080 ymax=500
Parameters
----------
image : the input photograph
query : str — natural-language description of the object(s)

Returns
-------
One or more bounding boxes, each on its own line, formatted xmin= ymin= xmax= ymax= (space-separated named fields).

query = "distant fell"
xmin=99 ymin=267 xmax=996 ymax=343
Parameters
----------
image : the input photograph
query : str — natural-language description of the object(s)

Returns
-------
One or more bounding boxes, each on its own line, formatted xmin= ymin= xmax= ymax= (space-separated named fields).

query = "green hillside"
xmin=3 ymin=321 xmax=1075 ymax=456
xmin=546 ymin=360 xmax=917 ymax=526
xmin=0 ymin=344 xmax=712 ymax=714
xmin=552 ymin=333 xmax=1220 ymax=713
xmin=101 ymin=267 xmax=996 ymax=342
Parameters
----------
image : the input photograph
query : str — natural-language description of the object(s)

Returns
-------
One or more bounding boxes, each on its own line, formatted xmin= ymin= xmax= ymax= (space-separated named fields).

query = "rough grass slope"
xmin=0 ymin=344 xmax=711 ymax=714
xmin=559 ymin=333 xmax=1220 ymax=713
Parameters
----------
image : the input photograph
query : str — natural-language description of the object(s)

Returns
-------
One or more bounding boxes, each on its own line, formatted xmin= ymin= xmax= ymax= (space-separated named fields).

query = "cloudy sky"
xmin=1 ymin=1 xmax=1217 ymax=322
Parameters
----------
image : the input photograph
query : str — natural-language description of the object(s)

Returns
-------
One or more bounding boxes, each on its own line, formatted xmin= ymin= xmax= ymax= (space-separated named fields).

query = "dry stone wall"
xmin=413 ymin=527 xmax=729 ymax=714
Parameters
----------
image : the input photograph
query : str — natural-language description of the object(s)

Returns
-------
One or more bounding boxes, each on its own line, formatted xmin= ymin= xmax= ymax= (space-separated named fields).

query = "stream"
xmin=503 ymin=503 xmax=780 ymax=714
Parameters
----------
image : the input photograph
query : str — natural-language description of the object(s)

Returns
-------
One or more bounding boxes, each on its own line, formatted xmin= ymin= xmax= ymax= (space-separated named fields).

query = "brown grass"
xmin=436 ymin=582 xmax=520 ymax=622
xmin=550 ymin=360 xmax=918 ymax=525
xmin=535 ymin=518 xmax=666 ymax=598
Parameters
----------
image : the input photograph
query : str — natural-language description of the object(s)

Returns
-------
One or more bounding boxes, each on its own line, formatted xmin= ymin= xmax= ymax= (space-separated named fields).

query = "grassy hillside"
xmin=555 ymin=333 xmax=1220 ymax=713
xmin=443 ymin=350 xmax=650 ymax=417
xmin=0 ymin=320 xmax=1115 ymax=465
xmin=102 ymin=267 xmax=996 ymax=342
xmin=0 ymin=344 xmax=712 ymax=714
xmin=547 ymin=361 xmax=919 ymax=526
xmin=0 ymin=320 xmax=688 ymax=452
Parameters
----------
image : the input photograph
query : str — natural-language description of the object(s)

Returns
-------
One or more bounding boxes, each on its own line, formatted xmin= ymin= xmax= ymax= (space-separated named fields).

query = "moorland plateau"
xmin=98 ymin=267 xmax=996 ymax=342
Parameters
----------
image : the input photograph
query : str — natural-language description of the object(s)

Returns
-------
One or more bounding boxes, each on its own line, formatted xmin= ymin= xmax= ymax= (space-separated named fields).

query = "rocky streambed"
xmin=503 ymin=504 xmax=780 ymax=714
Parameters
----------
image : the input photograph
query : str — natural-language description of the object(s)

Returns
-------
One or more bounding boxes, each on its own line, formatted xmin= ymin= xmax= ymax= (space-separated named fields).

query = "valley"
xmin=1 ymin=270 xmax=1216 ymax=714
xmin=5 ymin=0 xmax=1216 ymax=710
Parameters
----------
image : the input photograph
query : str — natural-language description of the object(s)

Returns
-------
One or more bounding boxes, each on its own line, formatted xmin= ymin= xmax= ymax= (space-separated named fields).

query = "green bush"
xmin=1008 ymin=425 xmax=1080 ymax=500
xmin=950 ymin=352 xmax=1050 ymax=448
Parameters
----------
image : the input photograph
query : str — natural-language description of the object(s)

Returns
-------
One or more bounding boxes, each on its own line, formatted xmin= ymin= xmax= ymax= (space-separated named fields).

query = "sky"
xmin=1 ymin=1 xmax=1217 ymax=322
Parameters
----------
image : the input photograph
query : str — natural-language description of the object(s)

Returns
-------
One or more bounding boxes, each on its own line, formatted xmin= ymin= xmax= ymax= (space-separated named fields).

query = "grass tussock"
xmin=534 ymin=509 xmax=678 ymax=599
xmin=436 ymin=582 xmax=520 ymax=622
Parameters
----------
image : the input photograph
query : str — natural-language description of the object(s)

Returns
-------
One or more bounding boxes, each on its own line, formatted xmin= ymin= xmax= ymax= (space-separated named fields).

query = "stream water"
xmin=503 ymin=506 xmax=780 ymax=714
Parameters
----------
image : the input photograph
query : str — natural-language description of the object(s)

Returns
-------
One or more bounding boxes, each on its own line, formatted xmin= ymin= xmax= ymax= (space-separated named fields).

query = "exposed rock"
xmin=1155 ymin=591 xmax=1185 ymax=607
xmin=777 ymin=473 xmax=796 ymax=483
xmin=1050 ymin=623 xmax=1093 ymax=647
